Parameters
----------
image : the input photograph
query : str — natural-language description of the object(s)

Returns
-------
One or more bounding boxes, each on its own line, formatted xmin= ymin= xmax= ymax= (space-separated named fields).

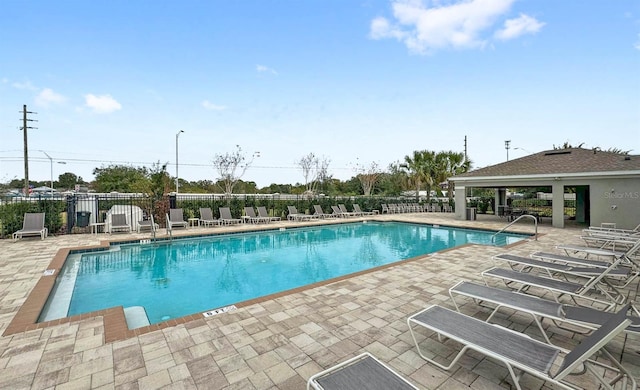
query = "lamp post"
xmin=175 ymin=130 xmax=184 ymax=193
xmin=40 ymin=150 xmax=54 ymax=196
xmin=39 ymin=150 xmax=66 ymax=196
xmin=504 ymin=140 xmax=511 ymax=161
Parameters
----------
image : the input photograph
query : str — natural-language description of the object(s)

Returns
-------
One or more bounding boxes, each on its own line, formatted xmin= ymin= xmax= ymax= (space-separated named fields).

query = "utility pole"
xmin=20 ymin=105 xmax=37 ymax=195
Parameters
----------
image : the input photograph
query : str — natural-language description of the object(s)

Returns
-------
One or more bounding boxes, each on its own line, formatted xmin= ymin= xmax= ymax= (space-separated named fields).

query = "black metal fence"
xmin=0 ymin=193 xmax=453 ymax=239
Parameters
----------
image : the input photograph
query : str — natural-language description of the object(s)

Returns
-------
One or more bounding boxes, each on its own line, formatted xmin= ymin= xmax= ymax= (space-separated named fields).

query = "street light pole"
xmin=175 ymin=130 xmax=184 ymax=193
xmin=40 ymin=150 xmax=54 ymax=196
xmin=504 ymin=140 xmax=511 ymax=161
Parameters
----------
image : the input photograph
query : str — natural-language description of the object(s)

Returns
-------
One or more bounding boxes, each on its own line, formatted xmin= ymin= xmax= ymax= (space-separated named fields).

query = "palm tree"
xmin=441 ymin=151 xmax=472 ymax=203
xmin=404 ymin=150 xmax=436 ymax=201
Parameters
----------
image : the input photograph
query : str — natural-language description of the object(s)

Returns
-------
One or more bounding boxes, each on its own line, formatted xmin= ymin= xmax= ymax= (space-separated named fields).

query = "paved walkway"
xmin=0 ymin=213 xmax=638 ymax=389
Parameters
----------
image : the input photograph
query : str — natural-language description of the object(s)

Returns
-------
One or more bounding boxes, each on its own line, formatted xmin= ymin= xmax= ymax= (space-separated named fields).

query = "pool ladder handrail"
xmin=492 ymin=214 xmax=538 ymax=242
xmin=150 ymin=214 xmax=157 ymax=242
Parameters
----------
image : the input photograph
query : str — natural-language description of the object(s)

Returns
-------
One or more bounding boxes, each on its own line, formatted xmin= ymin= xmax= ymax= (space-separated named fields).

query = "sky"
xmin=1 ymin=0 xmax=639 ymax=188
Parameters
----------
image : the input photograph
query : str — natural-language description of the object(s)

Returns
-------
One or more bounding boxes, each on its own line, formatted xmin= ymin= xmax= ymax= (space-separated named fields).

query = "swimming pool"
xmin=40 ymin=222 xmax=527 ymax=325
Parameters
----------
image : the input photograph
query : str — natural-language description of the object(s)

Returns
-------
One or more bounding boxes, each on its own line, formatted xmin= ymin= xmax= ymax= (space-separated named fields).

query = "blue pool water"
xmin=42 ymin=222 xmax=527 ymax=324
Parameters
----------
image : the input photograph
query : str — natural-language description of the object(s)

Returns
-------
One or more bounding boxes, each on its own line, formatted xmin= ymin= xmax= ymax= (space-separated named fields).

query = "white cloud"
xmin=256 ymin=64 xmax=278 ymax=75
xmin=370 ymin=0 xmax=542 ymax=54
xmin=84 ymin=94 xmax=122 ymax=114
xmin=202 ymin=100 xmax=227 ymax=111
xmin=35 ymin=88 xmax=66 ymax=107
xmin=494 ymin=13 xmax=544 ymax=40
xmin=12 ymin=80 xmax=38 ymax=91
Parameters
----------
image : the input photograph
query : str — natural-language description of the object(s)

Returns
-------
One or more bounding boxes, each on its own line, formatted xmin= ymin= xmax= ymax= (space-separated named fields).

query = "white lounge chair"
xmin=331 ymin=205 xmax=349 ymax=218
xmin=339 ymin=204 xmax=359 ymax=217
xmin=408 ymin=304 xmax=636 ymax=390
xmin=110 ymin=213 xmax=131 ymax=234
xmin=199 ymin=208 xmax=220 ymax=227
xmin=287 ymin=205 xmax=314 ymax=221
xmin=313 ymin=205 xmax=336 ymax=219
xmin=481 ymin=266 xmax=618 ymax=310
xmin=307 ymin=352 xmax=419 ymax=390
xmin=137 ymin=218 xmax=159 ymax=233
xmin=493 ymin=253 xmax=638 ymax=302
xmin=166 ymin=208 xmax=188 ymax=232
xmin=243 ymin=207 xmax=269 ymax=224
xmin=12 ymin=212 xmax=47 ymax=240
xmin=449 ymin=281 xmax=640 ymax=345
xmin=352 ymin=204 xmax=374 ymax=216
xmin=257 ymin=206 xmax=281 ymax=222
xmin=556 ymin=239 xmax=640 ymax=262
xmin=219 ymin=207 xmax=242 ymax=225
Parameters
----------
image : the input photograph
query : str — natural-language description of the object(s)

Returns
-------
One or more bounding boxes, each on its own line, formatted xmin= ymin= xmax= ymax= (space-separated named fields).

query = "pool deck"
xmin=0 ymin=213 xmax=638 ymax=389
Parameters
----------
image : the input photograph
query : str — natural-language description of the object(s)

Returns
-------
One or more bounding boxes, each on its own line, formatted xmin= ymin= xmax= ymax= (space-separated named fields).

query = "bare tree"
xmin=213 ymin=146 xmax=258 ymax=194
xmin=353 ymin=160 xmax=382 ymax=196
xmin=296 ymin=153 xmax=331 ymax=195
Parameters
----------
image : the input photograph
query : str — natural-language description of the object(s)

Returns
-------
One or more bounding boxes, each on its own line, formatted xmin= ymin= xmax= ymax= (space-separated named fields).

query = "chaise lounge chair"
xmin=481 ymin=266 xmax=619 ymax=310
xmin=313 ymin=205 xmax=336 ymax=219
xmin=199 ymin=208 xmax=220 ymax=227
xmin=166 ymin=208 xmax=188 ymax=232
xmin=449 ymin=281 xmax=640 ymax=345
xmin=493 ymin=253 xmax=638 ymax=302
xmin=339 ymin=204 xmax=358 ymax=217
xmin=110 ymin=213 xmax=131 ymax=234
xmin=556 ymin=239 xmax=640 ymax=262
xmin=12 ymin=212 xmax=47 ymax=241
xmin=307 ymin=352 xmax=419 ymax=390
xmin=407 ymin=304 xmax=636 ymax=390
xmin=257 ymin=206 xmax=281 ymax=222
xmin=287 ymin=205 xmax=314 ymax=221
xmin=243 ymin=207 xmax=269 ymax=224
xmin=137 ymin=218 xmax=159 ymax=233
xmin=352 ymin=204 xmax=374 ymax=216
xmin=331 ymin=205 xmax=349 ymax=218
xmin=219 ymin=207 xmax=242 ymax=225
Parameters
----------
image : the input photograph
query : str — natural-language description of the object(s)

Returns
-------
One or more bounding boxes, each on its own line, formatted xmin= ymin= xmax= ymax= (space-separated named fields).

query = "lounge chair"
xmin=199 ymin=208 xmax=220 ymax=227
xmin=243 ymin=207 xmax=269 ymax=224
xmin=339 ymin=204 xmax=359 ymax=217
xmin=287 ymin=205 xmax=314 ymax=221
xmin=381 ymin=204 xmax=390 ymax=214
xmin=307 ymin=352 xmax=419 ymax=390
xmin=166 ymin=208 xmax=188 ymax=232
xmin=12 ymin=212 xmax=47 ymax=240
xmin=137 ymin=219 xmax=159 ymax=233
xmin=481 ymin=266 xmax=618 ymax=310
xmin=257 ymin=206 xmax=281 ymax=222
xmin=352 ymin=204 xmax=374 ymax=216
xmin=109 ymin=213 xmax=131 ymax=234
xmin=331 ymin=205 xmax=349 ymax=218
xmin=496 ymin=253 xmax=639 ymax=292
xmin=449 ymin=281 xmax=640 ymax=345
xmin=219 ymin=207 xmax=242 ymax=225
xmin=407 ymin=304 xmax=636 ymax=390
xmin=556 ymin=239 xmax=640 ymax=261
xmin=313 ymin=205 xmax=336 ymax=219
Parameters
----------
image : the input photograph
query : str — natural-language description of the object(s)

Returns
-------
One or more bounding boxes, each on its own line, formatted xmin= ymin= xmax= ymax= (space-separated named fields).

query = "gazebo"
xmin=451 ymin=148 xmax=640 ymax=229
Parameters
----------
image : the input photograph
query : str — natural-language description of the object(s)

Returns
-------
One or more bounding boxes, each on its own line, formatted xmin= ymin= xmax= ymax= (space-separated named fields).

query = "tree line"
xmin=2 ymin=148 xmax=470 ymax=198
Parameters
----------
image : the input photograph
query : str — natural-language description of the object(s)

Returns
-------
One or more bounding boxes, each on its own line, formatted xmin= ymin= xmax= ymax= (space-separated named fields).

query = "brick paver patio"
xmin=1 ymin=213 xmax=638 ymax=389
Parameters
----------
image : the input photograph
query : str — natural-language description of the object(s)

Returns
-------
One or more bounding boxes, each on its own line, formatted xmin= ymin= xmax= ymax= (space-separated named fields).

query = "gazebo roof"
xmin=454 ymin=148 xmax=640 ymax=179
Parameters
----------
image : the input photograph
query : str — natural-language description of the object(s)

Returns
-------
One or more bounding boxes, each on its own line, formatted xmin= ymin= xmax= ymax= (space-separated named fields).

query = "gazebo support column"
xmin=552 ymin=182 xmax=565 ymax=228
xmin=455 ymin=185 xmax=467 ymax=220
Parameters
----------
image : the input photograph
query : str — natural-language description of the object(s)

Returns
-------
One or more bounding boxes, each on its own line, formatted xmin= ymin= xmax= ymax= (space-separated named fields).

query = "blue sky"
xmin=1 ymin=0 xmax=639 ymax=188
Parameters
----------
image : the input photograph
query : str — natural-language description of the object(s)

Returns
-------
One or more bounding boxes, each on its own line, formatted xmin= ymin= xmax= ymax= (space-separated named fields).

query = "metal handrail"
xmin=492 ymin=214 xmax=538 ymax=241
xmin=150 ymin=214 xmax=157 ymax=242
